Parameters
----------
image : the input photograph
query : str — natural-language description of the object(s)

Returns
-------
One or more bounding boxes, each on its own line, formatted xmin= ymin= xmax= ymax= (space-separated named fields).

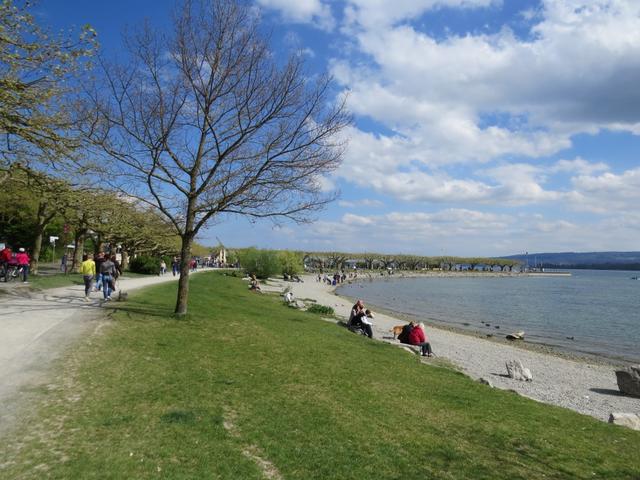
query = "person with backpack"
xmin=100 ymin=255 xmax=117 ymax=300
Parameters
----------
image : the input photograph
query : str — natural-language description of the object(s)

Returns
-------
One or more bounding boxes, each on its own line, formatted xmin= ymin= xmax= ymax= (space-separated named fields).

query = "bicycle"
xmin=2 ymin=264 xmax=22 ymax=282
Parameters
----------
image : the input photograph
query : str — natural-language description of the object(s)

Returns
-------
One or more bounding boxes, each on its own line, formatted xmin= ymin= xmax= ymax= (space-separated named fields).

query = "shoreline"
xmin=335 ymin=271 xmax=636 ymax=366
xmin=263 ymin=274 xmax=640 ymax=422
xmin=336 ymin=291 xmax=631 ymax=368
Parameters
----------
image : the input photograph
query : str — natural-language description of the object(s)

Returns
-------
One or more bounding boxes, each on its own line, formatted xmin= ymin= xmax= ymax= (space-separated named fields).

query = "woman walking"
xmin=80 ymin=254 xmax=96 ymax=301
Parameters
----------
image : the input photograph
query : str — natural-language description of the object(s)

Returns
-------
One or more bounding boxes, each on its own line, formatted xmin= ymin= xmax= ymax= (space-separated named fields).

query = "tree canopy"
xmin=0 ymin=0 xmax=96 ymax=178
xmin=86 ymin=0 xmax=350 ymax=314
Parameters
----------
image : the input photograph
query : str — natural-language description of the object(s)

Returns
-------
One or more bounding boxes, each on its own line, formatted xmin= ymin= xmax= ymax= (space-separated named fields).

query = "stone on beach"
xmin=615 ymin=365 xmax=640 ymax=397
xmin=506 ymin=360 xmax=533 ymax=382
xmin=608 ymin=413 xmax=640 ymax=431
xmin=506 ymin=331 xmax=525 ymax=340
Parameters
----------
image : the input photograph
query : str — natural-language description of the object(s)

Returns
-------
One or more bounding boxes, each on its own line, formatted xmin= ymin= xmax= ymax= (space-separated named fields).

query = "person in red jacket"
xmin=16 ymin=247 xmax=30 ymax=283
xmin=408 ymin=322 xmax=433 ymax=357
xmin=0 ymin=245 xmax=12 ymax=280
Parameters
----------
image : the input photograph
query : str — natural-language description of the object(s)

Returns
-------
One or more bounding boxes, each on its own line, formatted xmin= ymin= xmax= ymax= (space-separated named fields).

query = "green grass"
xmin=2 ymin=272 xmax=639 ymax=479
xmin=26 ymin=271 xmax=151 ymax=290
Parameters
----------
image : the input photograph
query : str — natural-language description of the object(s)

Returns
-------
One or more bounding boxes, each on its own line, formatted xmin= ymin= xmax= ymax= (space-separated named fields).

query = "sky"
xmin=40 ymin=0 xmax=640 ymax=256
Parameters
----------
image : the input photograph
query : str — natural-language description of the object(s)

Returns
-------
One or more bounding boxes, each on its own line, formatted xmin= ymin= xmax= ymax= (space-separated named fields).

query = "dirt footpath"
xmin=0 ymin=271 xmax=207 ymax=434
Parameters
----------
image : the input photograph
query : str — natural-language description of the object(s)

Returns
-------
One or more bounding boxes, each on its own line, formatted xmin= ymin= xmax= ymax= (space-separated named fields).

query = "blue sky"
xmin=41 ymin=0 xmax=640 ymax=256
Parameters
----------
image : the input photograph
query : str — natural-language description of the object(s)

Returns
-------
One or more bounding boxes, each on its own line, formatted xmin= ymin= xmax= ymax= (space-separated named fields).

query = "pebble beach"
xmin=263 ymin=275 xmax=640 ymax=422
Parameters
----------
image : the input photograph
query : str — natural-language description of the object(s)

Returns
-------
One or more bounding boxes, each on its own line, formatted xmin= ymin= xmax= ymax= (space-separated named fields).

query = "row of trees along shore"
xmin=1 ymin=0 xmax=349 ymax=314
xmin=301 ymin=252 xmax=521 ymax=272
xmin=233 ymin=248 xmax=522 ymax=278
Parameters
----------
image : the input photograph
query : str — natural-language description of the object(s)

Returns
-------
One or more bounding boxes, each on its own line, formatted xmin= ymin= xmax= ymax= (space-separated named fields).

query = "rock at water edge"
xmin=615 ymin=365 xmax=640 ymax=398
xmin=506 ymin=360 xmax=533 ymax=382
xmin=608 ymin=413 xmax=640 ymax=431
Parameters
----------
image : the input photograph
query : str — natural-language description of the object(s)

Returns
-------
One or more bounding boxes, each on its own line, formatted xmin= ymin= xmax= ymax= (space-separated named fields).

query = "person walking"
xmin=80 ymin=253 xmax=96 ymax=301
xmin=160 ymin=259 xmax=167 ymax=275
xmin=171 ymin=256 xmax=179 ymax=276
xmin=110 ymin=255 xmax=122 ymax=291
xmin=94 ymin=252 xmax=105 ymax=292
xmin=99 ymin=255 xmax=117 ymax=301
xmin=16 ymin=248 xmax=30 ymax=283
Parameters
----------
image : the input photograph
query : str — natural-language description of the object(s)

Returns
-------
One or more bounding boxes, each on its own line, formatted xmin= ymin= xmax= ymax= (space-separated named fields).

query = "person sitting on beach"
xmin=249 ymin=274 xmax=261 ymax=292
xmin=284 ymin=290 xmax=294 ymax=303
xmin=408 ymin=322 xmax=433 ymax=357
xmin=397 ymin=322 xmax=414 ymax=344
xmin=360 ymin=309 xmax=374 ymax=338
xmin=348 ymin=300 xmax=365 ymax=327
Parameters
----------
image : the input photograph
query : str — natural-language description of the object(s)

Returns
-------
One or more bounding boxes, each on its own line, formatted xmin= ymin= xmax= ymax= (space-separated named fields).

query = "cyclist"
xmin=1 ymin=245 xmax=13 ymax=281
xmin=16 ymin=248 xmax=30 ymax=283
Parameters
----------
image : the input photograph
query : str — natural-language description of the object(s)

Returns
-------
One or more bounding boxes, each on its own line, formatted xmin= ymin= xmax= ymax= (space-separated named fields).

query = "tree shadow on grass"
xmin=107 ymin=302 xmax=174 ymax=320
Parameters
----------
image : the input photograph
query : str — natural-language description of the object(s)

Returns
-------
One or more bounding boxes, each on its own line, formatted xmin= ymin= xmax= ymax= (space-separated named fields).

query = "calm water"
xmin=338 ymin=270 xmax=640 ymax=363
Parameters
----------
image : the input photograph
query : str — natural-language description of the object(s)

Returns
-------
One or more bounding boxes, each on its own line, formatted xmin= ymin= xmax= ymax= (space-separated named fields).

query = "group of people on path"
xmin=318 ymin=271 xmax=358 ymax=285
xmin=0 ymin=245 xmax=31 ymax=283
xmin=348 ymin=298 xmax=434 ymax=357
xmin=80 ymin=252 xmax=122 ymax=301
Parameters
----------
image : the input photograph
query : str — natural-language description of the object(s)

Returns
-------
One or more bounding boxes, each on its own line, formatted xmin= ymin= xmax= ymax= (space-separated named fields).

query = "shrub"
xmin=237 ymin=248 xmax=281 ymax=279
xmin=306 ymin=304 xmax=334 ymax=315
xmin=129 ymin=255 xmax=161 ymax=275
xmin=279 ymin=251 xmax=303 ymax=277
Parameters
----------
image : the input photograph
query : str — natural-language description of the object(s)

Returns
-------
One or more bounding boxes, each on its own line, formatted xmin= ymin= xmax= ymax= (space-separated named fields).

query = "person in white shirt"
xmin=361 ymin=309 xmax=374 ymax=338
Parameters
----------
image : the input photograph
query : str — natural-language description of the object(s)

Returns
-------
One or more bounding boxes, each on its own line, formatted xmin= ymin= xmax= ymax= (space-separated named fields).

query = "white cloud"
xmin=344 ymin=0 xmax=498 ymax=29
xmin=256 ymin=0 xmax=334 ymax=29
xmin=551 ymin=158 xmax=609 ymax=175
xmin=322 ymin=0 xmax=640 ymax=229
xmin=338 ymin=198 xmax=384 ymax=208
xmin=332 ymin=0 xmax=640 ymax=186
xmin=569 ymin=167 xmax=640 ymax=213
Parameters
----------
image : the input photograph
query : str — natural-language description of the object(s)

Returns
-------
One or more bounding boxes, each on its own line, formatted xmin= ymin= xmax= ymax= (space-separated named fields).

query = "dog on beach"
xmin=390 ymin=325 xmax=404 ymax=339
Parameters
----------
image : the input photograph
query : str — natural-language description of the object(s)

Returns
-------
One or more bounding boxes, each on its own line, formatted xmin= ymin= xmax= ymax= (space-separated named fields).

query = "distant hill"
xmin=502 ymin=251 xmax=640 ymax=271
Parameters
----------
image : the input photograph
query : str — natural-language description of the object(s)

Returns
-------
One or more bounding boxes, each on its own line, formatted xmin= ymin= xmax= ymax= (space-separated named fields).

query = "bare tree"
xmin=85 ymin=0 xmax=350 ymax=314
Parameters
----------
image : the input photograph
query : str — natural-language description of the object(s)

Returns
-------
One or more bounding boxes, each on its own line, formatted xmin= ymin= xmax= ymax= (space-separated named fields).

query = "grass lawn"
xmin=26 ymin=271 xmax=151 ymax=290
xmin=2 ymin=272 xmax=639 ymax=479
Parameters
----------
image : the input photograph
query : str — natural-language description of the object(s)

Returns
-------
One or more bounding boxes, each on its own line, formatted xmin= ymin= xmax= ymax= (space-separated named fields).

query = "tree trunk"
xmin=94 ymin=234 xmax=104 ymax=255
xmin=174 ymin=233 xmax=194 ymax=315
xmin=31 ymin=227 xmax=43 ymax=275
xmin=30 ymin=201 xmax=55 ymax=275
xmin=72 ymin=230 xmax=86 ymax=273
xmin=121 ymin=250 xmax=129 ymax=271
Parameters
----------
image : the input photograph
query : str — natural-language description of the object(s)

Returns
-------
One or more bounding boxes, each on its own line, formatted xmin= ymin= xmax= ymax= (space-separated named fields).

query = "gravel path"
xmin=0 ymin=271 xmax=209 ymax=434
xmin=266 ymin=276 xmax=640 ymax=421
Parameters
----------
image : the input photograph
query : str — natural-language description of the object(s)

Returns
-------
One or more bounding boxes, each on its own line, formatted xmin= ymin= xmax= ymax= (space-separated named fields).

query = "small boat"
xmin=506 ymin=331 xmax=525 ymax=340
xmin=631 ymin=276 xmax=639 ymax=280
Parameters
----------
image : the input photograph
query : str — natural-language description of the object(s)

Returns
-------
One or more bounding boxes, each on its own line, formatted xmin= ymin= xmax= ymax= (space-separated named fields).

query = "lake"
xmin=337 ymin=270 xmax=640 ymax=364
